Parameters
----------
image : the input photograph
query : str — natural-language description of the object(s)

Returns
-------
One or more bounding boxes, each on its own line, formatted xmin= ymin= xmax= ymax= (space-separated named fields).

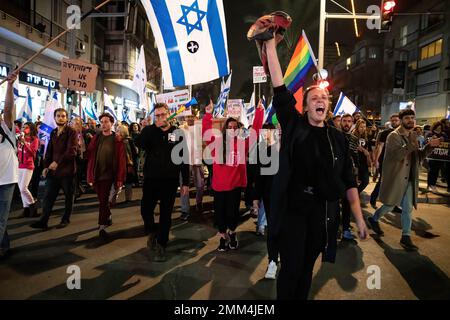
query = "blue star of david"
xmin=176 ymin=0 xmax=207 ymax=35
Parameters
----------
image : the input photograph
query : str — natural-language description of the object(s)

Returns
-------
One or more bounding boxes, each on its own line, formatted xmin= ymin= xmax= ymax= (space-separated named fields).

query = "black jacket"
xmin=136 ymin=125 xmax=189 ymax=185
xmin=270 ymin=85 xmax=357 ymax=263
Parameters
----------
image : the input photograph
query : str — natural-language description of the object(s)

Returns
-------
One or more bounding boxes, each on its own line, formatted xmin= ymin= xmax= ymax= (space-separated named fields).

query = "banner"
xmin=226 ymin=99 xmax=243 ymax=119
xmin=253 ymin=66 xmax=267 ymax=84
xmin=427 ymin=139 xmax=450 ymax=162
xmin=61 ymin=58 xmax=98 ymax=92
xmin=156 ymin=89 xmax=191 ymax=115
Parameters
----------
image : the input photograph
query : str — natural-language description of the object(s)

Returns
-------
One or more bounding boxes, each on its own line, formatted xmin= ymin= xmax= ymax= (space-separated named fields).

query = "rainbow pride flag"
xmin=284 ymin=30 xmax=317 ymax=93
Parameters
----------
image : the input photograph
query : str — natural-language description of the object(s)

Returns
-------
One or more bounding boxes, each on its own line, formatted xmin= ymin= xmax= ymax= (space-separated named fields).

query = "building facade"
xmin=329 ymin=38 xmax=384 ymax=122
xmin=0 ymin=0 xmax=94 ymax=120
xmin=0 ymin=0 xmax=161 ymax=122
xmin=381 ymin=0 xmax=450 ymax=124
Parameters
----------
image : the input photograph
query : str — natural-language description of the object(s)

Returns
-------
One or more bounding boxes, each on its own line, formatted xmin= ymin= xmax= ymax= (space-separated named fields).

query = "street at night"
xmin=1 ymin=0 xmax=450 ymax=310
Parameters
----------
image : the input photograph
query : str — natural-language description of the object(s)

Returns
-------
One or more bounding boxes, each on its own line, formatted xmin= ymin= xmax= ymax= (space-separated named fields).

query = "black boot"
xmin=400 ymin=235 xmax=418 ymax=251
xmin=19 ymin=207 xmax=30 ymax=218
xmin=28 ymin=203 xmax=38 ymax=218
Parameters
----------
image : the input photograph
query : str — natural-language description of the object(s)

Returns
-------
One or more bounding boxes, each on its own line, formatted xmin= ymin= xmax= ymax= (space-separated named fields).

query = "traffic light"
xmin=66 ymin=90 xmax=75 ymax=106
xmin=379 ymin=0 xmax=396 ymax=32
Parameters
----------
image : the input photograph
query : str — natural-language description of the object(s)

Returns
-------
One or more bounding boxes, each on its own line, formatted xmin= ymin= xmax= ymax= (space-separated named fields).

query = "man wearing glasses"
xmin=136 ymin=103 xmax=189 ymax=262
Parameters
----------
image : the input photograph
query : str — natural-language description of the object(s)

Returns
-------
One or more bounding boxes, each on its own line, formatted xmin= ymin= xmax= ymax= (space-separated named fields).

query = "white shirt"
xmin=182 ymin=124 xmax=203 ymax=165
xmin=0 ymin=121 xmax=19 ymax=185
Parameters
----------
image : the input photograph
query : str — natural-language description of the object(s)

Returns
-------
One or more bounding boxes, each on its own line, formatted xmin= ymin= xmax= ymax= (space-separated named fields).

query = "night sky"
xmin=222 ymin=0 xmax=419 ymax=100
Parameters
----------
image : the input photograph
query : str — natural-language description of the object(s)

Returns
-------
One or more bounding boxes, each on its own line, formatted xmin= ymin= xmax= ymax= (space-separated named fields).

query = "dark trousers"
xmin=357 ymin=167 xmax=369 ymax=194
xmin=40 ymin=175 xmax=74 ymax=224
xmin=245 ymin=164 xmax=258 ymax=207
xmin=75 ymin=157 xmax=86 ymax=197
xmin=277 ymin=206 xmax=326 ymax=300
xmin=427 ymin=160 xmax=448 ymax=187
xmin=141 ymin=178 xmax=179 ymax=247
xmin=341 ymin=198 xmax=351 ymax=231
xmin=94 ymin=179 xmax=113 ymax=225
xmin=370 ymin=163 xmax=383 ymax=203
xmin=30 ymin=157 xmax=43 ymax=199
xmin=262 ymin=190 xmax=279 ymax=263
xmin=214 ymin=188 xmax=242 ymax=234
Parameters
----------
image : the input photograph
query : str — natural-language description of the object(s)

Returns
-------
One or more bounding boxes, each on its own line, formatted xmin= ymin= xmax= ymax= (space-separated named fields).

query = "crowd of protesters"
xmin=0 ymin=51 xmax=447 ymax=300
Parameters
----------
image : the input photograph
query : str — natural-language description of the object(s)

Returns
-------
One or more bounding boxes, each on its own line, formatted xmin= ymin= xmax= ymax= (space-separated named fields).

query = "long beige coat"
xmin=379 ymin=126 xmax=432 ymax=208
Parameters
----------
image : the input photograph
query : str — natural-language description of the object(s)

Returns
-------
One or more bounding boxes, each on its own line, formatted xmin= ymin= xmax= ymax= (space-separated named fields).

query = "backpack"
xmin=0 ymin=123 xmax=17 ymax=152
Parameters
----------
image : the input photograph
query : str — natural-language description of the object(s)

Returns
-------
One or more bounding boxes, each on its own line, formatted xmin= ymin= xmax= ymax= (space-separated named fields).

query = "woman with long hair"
xmin=202 ymin=100 xmax=264 ymax=251
xmin=352 ymin=119 xmax=371 ymax=195
xmin=17 ymin=122 xmax=39 ymax=217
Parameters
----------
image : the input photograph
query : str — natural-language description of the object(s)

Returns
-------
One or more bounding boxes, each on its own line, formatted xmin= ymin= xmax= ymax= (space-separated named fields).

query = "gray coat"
xmin=379 ymin=126 xmax=433 ymax=208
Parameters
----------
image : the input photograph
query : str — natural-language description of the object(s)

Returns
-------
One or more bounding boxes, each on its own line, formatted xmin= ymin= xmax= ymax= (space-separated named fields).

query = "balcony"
xmin=0 ymin=9 xmax=82 ymax=58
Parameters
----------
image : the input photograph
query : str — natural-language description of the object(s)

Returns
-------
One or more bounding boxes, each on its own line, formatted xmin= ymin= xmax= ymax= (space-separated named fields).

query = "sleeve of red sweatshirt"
xmin=202 ymin=113 xmax=217 ymax=158
xmin=23 ymin=137 xmax=39 ymax=158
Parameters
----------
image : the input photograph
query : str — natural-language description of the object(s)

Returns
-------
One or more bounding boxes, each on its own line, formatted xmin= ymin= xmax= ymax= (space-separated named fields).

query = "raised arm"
xmin=3 ymin=71 xmax=18 ymax=129
xmin=265 ymin=38 xmax=297 ymax=129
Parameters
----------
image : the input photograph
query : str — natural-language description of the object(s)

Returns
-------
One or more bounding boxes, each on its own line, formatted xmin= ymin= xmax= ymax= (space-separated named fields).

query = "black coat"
xmin=270 ymin=86 xmax=357 ymax=263
xmin=135 ymin=125 xmax=189 ymax=185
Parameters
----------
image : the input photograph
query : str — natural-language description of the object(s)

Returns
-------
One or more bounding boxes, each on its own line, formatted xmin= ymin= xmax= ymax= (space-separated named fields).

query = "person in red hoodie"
xmin=17 ymin=122 xmax=39 ymax=218
xmin=202 ymin=100 xmax=264 ymax=251
xmin=87 ymin=113 xmax=126 ymax=239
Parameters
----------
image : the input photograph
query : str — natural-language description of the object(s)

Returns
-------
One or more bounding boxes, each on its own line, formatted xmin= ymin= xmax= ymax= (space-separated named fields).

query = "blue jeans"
xmin=373 ymin=182 xmax=414 ymax=236
xmin=0 ymin=183 xmax=16 ymax=251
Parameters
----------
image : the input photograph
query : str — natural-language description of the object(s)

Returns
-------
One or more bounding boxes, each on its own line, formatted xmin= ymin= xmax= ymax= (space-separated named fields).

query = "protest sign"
xmin=61 ymin=58 xmax=98 ymax=92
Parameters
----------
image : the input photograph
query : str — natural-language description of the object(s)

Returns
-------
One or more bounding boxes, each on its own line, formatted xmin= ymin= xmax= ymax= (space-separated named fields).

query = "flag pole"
xmin=0 ymin=0 xmax=113 ymax=86
xmin=302 ymin=30 xmax=322 ymax=80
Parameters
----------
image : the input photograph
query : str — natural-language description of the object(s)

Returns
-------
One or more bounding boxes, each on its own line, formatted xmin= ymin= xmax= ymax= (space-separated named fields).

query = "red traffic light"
xmin=383 ymin=1 xmax=396 ymax=12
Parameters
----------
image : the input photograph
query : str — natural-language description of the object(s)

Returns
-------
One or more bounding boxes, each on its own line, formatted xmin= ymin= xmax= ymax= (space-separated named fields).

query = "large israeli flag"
xmin=333 ymin=92 xmax=360 ymax=116
xmin=140 ymin=0 xmax=230 ymax=88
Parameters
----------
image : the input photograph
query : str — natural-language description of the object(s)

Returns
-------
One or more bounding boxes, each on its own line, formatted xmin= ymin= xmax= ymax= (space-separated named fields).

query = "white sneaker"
xmin=428 ymin=185 xmax=438 ymax=193
xmin=265 ymin=261 xmax=278 ymax=279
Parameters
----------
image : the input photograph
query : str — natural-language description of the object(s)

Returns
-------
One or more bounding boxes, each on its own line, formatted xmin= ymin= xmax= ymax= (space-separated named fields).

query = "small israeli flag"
xmin=18 ymin=87 xmax=32 ymax=122
xmin=103 ymin=88 xmax=118 ymax=121
xmin=214 ymin=71 xmax=231 ymax=117
xmin=333 ymin=92 xmax=360 ymax=116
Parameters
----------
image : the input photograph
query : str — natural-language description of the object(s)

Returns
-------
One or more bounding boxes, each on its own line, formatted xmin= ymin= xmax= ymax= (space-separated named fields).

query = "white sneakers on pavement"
xmin=265 ymin=261 xmax=278 ymax=279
